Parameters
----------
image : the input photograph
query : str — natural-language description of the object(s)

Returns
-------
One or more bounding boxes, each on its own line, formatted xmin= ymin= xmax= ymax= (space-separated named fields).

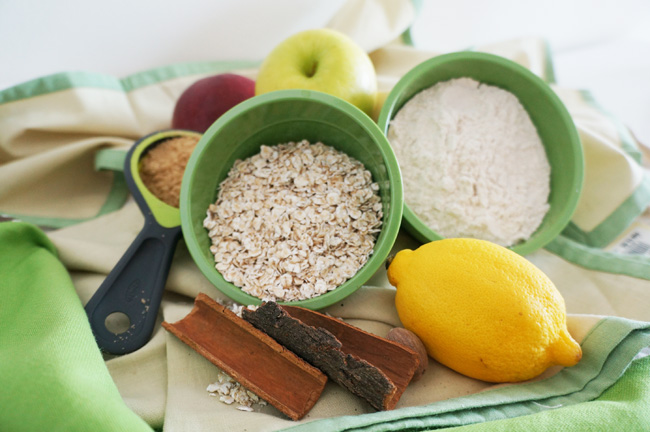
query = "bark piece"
xmin=162 ymin=293 xmax=327 ymax=420
xmin=243 ymin=302 xmax=419 ymax=411
xmin=283 ymin=306 xmax=421 ymax=389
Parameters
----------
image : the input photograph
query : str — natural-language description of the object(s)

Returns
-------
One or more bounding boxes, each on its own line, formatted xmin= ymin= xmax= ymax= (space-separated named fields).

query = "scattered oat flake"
xmin=237 ymin=406 xmax=254 ymax=412
xmin=207 ymin=370 xmax=267 ymax=411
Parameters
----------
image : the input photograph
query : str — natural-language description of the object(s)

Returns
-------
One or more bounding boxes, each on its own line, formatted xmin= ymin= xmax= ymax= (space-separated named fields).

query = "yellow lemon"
xmin=387 ymin=238 xmax=582 ymax=383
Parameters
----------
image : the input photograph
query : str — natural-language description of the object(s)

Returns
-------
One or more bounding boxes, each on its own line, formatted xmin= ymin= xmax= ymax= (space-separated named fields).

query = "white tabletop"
xmin=2 ymin=0 xmax=649 ymax=145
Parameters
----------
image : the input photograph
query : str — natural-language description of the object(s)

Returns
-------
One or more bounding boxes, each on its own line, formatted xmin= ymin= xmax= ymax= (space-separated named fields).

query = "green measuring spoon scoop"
xmin=85 ymin=129 xmax=201 ymax=354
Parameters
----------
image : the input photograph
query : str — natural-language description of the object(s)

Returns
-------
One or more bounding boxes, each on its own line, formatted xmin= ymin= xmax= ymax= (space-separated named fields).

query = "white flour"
xmin=387 ymin=77 xmax=550 ymax=247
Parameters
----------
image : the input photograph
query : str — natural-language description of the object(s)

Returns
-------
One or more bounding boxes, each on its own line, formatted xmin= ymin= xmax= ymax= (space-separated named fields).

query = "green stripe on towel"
xmin=2 ymin=170 xmax=128 ymax=229
xmin=280 ymin=317 xmax=650 ymax=432
xmin=561 ymin=173 xmax=650 ymax=250
xmin=544 ymin=234 xmax=650 ymax=281
xmin=0 ymin=60 xmax=259 ymax=105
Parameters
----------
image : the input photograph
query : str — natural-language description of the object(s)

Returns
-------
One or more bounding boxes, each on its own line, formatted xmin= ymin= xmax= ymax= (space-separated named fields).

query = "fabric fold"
xmin=1 ymin=0 xmax=649 ymax=430
xmin=276 ymin=317 xmax=650 ymax=432
xmin=0 ymin=222 xmax=153 ymax=432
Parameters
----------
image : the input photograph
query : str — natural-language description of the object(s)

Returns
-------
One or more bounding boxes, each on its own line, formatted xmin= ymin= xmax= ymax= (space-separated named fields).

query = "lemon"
xmin=387 ymin=238 xmax=582 ymax=383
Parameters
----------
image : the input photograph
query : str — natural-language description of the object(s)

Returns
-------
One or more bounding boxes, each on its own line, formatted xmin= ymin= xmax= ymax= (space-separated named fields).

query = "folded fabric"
xmin=2 ymin=218 xmax=649 ymax=431
xmin=439 ymin=355 xmax=650 ymax=431
xmin=272 ymin=314 xmax=650 ymax=431
xmin=1 ymin=0 xmax=650 ymax=430
xmin=0 ymin=222 xmax=153 ymax=432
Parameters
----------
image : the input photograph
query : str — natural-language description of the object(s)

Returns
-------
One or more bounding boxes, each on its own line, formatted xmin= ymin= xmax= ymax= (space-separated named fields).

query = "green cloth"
xmin=0 ymin=222 xmax=152 ymax=432
xmin=442 ymin=355 xmax=650 ymax=431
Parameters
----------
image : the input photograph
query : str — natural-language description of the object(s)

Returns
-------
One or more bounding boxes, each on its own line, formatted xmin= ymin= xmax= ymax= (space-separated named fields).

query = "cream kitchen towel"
xmin=3 ymin=217 xmax=649 ymax=432
xmin=1 ymin=0 xmax=649 ymax=431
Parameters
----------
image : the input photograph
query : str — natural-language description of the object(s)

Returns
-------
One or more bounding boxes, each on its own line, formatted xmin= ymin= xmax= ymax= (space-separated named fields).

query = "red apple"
xmin=172 ymin=73 xmax=255 ymax=133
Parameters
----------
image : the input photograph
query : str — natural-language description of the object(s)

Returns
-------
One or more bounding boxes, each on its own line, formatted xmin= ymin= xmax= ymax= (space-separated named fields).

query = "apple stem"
xmin=306 ymin=61 xmax=318 ymax=78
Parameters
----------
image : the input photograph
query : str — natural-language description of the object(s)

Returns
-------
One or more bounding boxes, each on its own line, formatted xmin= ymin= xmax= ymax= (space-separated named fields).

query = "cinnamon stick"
xmin=162 ymin=293 xmax=327 ymax=420
xmin=243 ymin=302 xmax=418 ymax=411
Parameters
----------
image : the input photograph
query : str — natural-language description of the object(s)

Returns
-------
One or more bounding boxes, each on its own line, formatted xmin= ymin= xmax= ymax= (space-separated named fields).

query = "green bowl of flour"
xmin=377 ymin=51 xmax=584 ymax=256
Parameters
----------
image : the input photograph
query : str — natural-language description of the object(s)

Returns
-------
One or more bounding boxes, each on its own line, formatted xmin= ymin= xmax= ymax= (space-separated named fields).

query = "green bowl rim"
xmin=180 ymin=89 xmax=404 ymax=309
xmin=377 ymin=51 xmax=584 ymax=256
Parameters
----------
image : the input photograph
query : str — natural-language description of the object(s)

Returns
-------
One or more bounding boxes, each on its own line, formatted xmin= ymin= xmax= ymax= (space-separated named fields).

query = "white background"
xmin=1 ymin=0 xmax=649 ymax=145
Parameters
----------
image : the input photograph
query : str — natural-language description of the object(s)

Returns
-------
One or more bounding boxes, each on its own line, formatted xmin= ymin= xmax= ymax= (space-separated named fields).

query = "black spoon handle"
xmin=85 ymin=218 xmax=181 ymax=354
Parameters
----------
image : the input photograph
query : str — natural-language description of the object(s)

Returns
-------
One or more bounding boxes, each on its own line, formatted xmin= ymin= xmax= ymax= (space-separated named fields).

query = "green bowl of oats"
xmin=180 ymin=89 xmax=403 ymax=310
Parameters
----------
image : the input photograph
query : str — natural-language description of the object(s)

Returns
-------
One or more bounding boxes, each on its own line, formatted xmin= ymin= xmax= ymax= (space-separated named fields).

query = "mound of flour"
xmin=387 ymin=77 xmax=550 ymax=247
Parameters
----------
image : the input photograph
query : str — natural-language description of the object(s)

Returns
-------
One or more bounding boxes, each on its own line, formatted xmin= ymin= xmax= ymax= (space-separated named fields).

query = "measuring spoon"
xmin=85 ymin=129 xmax=201 ymax=354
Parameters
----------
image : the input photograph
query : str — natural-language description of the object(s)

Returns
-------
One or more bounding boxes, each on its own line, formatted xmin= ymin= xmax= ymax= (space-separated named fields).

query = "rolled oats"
xmin=206 ymin=301 xmax=265 ymax=412
xmin=207 ymin=370 xmax=268 ymax=412
xmin=203 ymin=140 xmax=383 ymax=302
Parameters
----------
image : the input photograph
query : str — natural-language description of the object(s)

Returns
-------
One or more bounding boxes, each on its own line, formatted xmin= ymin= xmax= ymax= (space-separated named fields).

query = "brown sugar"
xmin=139 ymin=135 xmax=199 ymax=207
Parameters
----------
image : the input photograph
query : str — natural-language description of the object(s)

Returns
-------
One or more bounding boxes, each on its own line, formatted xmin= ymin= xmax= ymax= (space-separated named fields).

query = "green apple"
xmin=255 ymin=28 xmax=377 ymax=117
